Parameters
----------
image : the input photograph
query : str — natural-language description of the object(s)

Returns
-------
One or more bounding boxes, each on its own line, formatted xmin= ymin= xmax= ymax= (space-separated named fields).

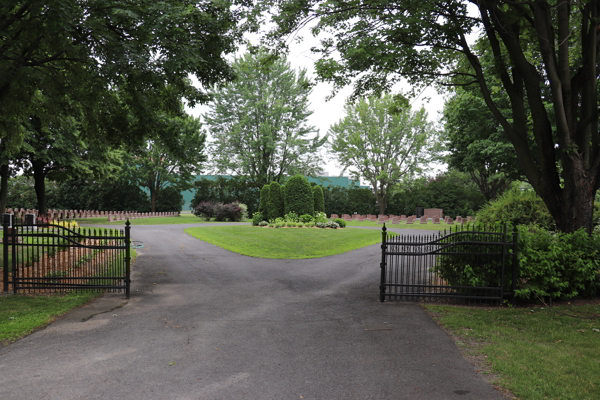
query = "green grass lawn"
xmin=185 ymin=225 xmax=386 ymax=258
xmin=75 ymin=213 xmax=247 ymax=225
xmin=425 ymin=304 xmax=600 ymax=400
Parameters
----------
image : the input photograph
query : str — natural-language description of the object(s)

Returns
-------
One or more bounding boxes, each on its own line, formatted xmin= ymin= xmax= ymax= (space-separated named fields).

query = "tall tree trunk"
xmin=0 ymin=164 xmax=8 ymax=214
xmin=32 ymin=159 xmax=47 ymax=215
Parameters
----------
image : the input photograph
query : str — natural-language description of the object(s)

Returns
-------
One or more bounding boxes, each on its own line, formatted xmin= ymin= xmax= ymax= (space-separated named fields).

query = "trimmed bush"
xmin=313 ymin=185 xmax=325 ymax=214
xmin=268 ymin=181 xmax=284 ymax=221
xmin=194 ymin=201 xmax=217 ymax=220
xmin=333 ymin=218 xmax=346 ymax=228
xmin=259 ymin=184 xmax=270 ymax=218
xmin=299 ymin=214 xmax=314 ymax=223
xmin=284 ymin=175 xmax=314 ymax=216
xmin=252 ymin=211 xmax=264 ymax=226
xmin=259 ymin=220 xmax=269 ymax=227
xmin=476 ymin=188 xmax=555 ymax=230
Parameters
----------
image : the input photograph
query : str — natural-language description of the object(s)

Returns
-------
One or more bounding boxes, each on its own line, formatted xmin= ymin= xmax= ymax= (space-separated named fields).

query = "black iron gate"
xmin=2 ymin=216 xmax=131 ymax=298
xmin=379 ymin=224 xmax=517 ymax=305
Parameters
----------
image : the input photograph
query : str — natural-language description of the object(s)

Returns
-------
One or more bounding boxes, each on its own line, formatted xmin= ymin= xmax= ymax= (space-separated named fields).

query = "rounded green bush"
xmin=333 ymin=218 xmax=346 ymax=228
xmin=268 ymin=181 xmax=284 ymax=221
xmin=259 ymin=184 xmax=270 ymax=217
xmin=284 ymin=175 xmax=314 ymax=216
xmin=313 ymin=185 xmax=325 ymax=214
xmin=476 ymin=188 xmax=555 ymax=229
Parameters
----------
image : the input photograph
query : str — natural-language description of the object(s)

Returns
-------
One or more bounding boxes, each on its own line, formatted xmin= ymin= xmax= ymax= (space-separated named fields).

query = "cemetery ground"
xmin=0 ymin=221 xmax=598 ymax=399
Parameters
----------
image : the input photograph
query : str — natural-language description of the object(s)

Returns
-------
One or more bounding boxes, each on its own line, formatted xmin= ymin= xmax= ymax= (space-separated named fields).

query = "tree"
xmin=284 ymin=175 xmax=314 ymax=216
xmin=127 ymin=116 xmax=206 ymax=212
xmin=205 ymin=50 xmax=327 ymax=190
xmin=267 ymin=1 xmax=600 ymax=233
xmin=268 ymin=181 xmax=284 ymax=220
xmin=329 ymin=94 xmax=435 ymax=214
xmin=259 ymin=184 xmax=271 ymax=217
xmin=443 ymin=88 xmax=522 ymax=201
xmin=0 ymin=0 xmax=248 ymax=213
xmin=313 ymin=185 xmax=325 ymax=213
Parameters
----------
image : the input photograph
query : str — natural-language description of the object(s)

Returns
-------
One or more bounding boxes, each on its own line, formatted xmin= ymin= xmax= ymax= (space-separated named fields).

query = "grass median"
xmin=424 ymin=303 xmax=600 ymax=400
xmin=185 ymin=225 xmax=386 ymax=258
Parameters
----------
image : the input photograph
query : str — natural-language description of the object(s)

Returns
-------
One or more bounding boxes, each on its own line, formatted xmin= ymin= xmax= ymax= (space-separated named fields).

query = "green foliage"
xmin=205 ymin=50 xmax=326 ymax=189
xmin=442 ymin=87 xmax=521 ymax=201
xmin=259 ymin=184 xmax=270 ymax=217
xmin=268 ymin=181 xmax=284 ymax=220
xmin=516 ymin=226 xmax=600 ymax=300
xmin=265 ymin=0 xmax=600 ymax=233
xmin=284 ymin=212 xmax=299 ymax=223
xmin=329 ymin=94 xmax=436 ymax=214
xmin=332 ymin=218 xmax=346 ymax=228
xmin=192 ymin=177 xmax=260 ymax=215
xmin=312 ymin=185 xmax=325 ymax=213
xmin=323 ymin=185 xmax=376 ymax=216
xmin=284 ymin=175 xmax=314 ymax=216
xmin=299 ymin=214 xmax=314 ymax=223
xmin=155 ymin=186 xmax=184 ymax=212
xmin=252 ymin=212 xmax=264 ymax=226
xmin=388 ymin=172 xmax=486 ymax=217
xmin=314 ymin=212 xmax=327 ymax=224
xmin=477 ymin=188 xmax=555 ymax=230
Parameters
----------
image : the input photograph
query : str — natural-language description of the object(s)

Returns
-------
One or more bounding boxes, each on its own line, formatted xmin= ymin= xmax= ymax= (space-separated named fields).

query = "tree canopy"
xmin=266 ymin=0 xmax=600 ymax=233
xmin=204 ymin=50 xmax=327 ymax=189
xmin=329 ymin=94 xmax=436 ymax=214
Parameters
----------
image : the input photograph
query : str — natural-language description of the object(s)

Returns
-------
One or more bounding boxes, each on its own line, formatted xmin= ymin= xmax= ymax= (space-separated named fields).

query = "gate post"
xmin=3 ymin=214 xmax=9 ymax=293
xmin=379 ymin=224 xmax=388 ymax=302
xmin=125 ymin=220 xmax=131 ymax=299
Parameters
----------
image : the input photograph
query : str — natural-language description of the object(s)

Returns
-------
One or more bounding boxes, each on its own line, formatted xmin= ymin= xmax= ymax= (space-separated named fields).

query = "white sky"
xmin=185 ymin=26 xmax=449 ymax=179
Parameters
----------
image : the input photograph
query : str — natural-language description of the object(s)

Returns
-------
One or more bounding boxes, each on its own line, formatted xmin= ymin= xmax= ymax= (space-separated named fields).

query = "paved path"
xmin=0 ymin=223 xmax=505 ymax=400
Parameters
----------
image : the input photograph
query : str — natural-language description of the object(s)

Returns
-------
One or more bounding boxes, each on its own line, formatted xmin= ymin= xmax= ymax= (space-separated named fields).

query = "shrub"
xmin=259 ymin=221 xmax=269 ymax=227
xmin=213 ymin=203 xmax=226 ymax=221
xmin=194 ymin=201 xmax=217 ymax=220
xmin=325 ymin=221 xmax=339 ymax=229
xmin=297 ymin=222 xmax=304 ymax=228
xmin=285 ymin=212 xmax=299 ymax=223
xmin=333 ymin=218 xmax=346 ymax=228
xmin=268 ymin=223 xmax=275 ymax=228
xmin=259 ymin=184 xmax=270 ymax=217
xmin=223 ymin=202 xmax=244 ymax=221
xmin=252 ymin=212 xmax=264 ymax=226
xmin=316 ymin=222 xmax=326 ymax=228
xmin=268 ymin=181 xmax=284 ymax=221
xmin=476 ymin=188 xmax=554 ymax=229
xmin=516 ymin=226 xmax=600 ymax=300
xmin=284 ymin=175 xmax=314 ymax=216
xmin=237 ymin=202 xmax=248 ymax=220
xmin=275 ymin=222 xmax=285 ymax=228
xmin=313 ymin=185 xmax=325 ymax=213
xmin=299 ymin=214 xmax=314 ymax=223
xmin=314 ymin=212 xmax=327 ymax=223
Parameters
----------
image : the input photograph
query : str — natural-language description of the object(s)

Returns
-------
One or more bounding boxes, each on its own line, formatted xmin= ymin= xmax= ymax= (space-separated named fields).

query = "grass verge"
xmin=185 ymin=225 xmax=386 ymax=258
xmin=424 ymin=303 xmax=600 ymax=400
xmin=76 ymin=213 xmax=247 ymax=225
xmin=0 ymin=249 xmax=136 ymax=345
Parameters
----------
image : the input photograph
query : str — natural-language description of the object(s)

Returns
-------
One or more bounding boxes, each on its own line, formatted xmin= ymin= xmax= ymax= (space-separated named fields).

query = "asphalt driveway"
xmin=0 ymin=223 xmax=506 ymax=399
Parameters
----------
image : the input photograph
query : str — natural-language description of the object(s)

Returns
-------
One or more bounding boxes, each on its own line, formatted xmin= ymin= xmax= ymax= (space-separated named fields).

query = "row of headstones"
xmin=106 ymin=212 xmax=179 ymax=221
xmin=4 ymin=208 xmax=179 ymax=221
xmin=331 ymin=213 xmax=475 ymax=224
